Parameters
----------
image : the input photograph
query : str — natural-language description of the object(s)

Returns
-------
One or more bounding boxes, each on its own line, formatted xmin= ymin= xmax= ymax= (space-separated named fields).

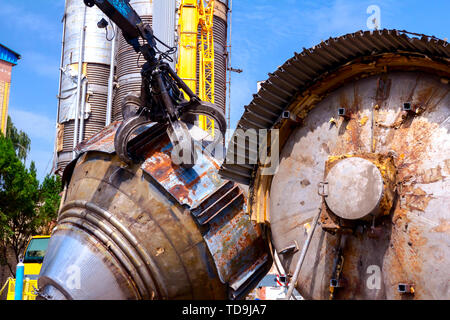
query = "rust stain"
xmin=321 ymin=143 xmax=330 ymax=154
xmin=390 ymin=119 xmax=437 ymax=183
xmin=415 ymin=86 xmax=450 ymax=114
xmin=185 ymin=171 xmax=208 ymax=189
xmin=155 ymin=248 xmax=165 ymax=256
xmin=169 ymin=184 xmax=191 ymax=204
xmin=431 ymin=219 xmax=450 ymax=233
xmin=359 ymin=116 xmax=369 ymax=127
xmin=412 ymin=187 xmax=427 ymax=196
xmin=405 ymin=193 xmax=433 ymax=212
xmin=300 ymin=179 xmax=311 ymax=187
xmin=444 ymin=159 xmax=450 ymax=175
xmin=404 ymin=74 xmax=421 ymax=104
xmin=347 ymin=120 xmax=362 ymax=152
xmin=376 ymin=76 xmax=392 ymax=106
xmin=414 ymin=86 xmax=434 ymax=113
xmin=418 ymin=166 xmax=443 ymax=184
xmin=75 ymin=121 xmax=121 ymax=153
xmin=391 ymin=222 xmax=423 ymax=277
xmin=352 ymin=83 xmax=362 ymax=114
xmin=339 ymin=93 xmax=350 ymax=111
xmin=147 ymin=156 xmax=173 ymax=181
xmin=407 ymin=225 xmax=428 ymax=247
xmin=295 ymin=154 xmax=315 ymax=167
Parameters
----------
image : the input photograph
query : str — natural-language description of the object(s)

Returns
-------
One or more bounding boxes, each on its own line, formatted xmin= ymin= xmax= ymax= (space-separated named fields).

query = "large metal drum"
xmin=39 ymin=123 xmax=271 ymax=300
xmin=220 ymin=30 xmax=450 ymax=300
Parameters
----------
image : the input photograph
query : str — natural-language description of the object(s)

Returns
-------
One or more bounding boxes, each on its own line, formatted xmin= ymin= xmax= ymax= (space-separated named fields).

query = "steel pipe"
xmin=78 ymin=79 xmax=88 ymax=143
xmin=53 ymin=5 xmax=67 ymax=171
xmin=106 ymin=24 xmax=117 ymax=126
xmin=72 ymin=8 xmax=87 ymax=158
xmin=284 ymin=209 xmax=321 ymax=300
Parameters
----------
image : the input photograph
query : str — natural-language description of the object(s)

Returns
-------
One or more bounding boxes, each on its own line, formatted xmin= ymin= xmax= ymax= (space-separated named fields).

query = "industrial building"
xmin=0 ymin=44 xmax=20 ymax=135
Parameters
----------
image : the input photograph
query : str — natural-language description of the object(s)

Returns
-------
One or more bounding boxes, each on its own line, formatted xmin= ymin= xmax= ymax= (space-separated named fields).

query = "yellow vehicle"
xmin=4 ymin=235 xmax=50 ymax=300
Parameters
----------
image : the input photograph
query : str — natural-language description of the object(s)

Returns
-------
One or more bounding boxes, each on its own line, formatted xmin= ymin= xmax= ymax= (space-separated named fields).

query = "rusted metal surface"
xmin=140 ymin=132 xmax=272 ymax=298
xmin=269 ymin=70 xmax=449 ymax=300
xmin=218 ymin=30 xmax=449 ymax=300
xmin=219 ymin=29 xmax=450 ymax=184
xmin=141 ymin=135 xmax=224 ymax=208
xmin=40 ymin=124 xmax=271 ymax=300
xmin=197 ymin=182 xmax=271 ymax=299
xmin=319 ymin=153 xmax=397 ymax=232
xmin=74 ymin=121 xmax=122 ymax=154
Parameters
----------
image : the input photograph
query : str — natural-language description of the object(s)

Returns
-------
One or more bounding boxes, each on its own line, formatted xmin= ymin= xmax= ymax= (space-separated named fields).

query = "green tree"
xmin=6 ymin=116 xmax=31 ymax=163
xmin=36 ymin=174 xmax=62 ymax=235
xmin=0 ymin=123 xmax=61 ymax=276
xmin=0 ymin=135 xmax=38 ymax=275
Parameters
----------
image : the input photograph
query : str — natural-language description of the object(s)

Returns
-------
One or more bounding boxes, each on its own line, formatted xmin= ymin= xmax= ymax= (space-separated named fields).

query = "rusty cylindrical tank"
xmin=220 ymin=30 xmax=450 ymax=300
xmin=39 ymin=123 xmax=271 ymax=300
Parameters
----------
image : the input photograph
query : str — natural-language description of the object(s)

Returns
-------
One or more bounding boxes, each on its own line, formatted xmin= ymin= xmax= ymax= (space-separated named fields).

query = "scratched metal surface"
xmin=269 ymin=71 xmax=450 ymax=299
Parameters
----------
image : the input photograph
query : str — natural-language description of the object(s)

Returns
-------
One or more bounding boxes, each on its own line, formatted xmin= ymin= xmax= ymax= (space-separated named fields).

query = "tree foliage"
xmin=0 ymin=119 xmax=61 ymax=276
xmin=36 ymin=174 xmax=62 ymax=235
xmin=6 ymin=116 xmax=31 ymax=163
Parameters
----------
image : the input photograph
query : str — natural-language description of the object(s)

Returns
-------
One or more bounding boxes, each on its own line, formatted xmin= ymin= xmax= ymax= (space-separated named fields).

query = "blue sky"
xmin=0 ymin=0 xmax=448 ymax=181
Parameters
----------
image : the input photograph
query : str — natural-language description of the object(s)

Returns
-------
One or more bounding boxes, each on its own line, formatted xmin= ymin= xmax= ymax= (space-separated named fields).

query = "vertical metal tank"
xmin=39 ymin=123 xmax=272 ymax=300
xmin=113 ymin=0 xmax=153 ymax=122
xmin=56 ymin=0 xmax=114 ymax=173
xmin=212 ymin=0 xmax=228 ymax=114
xmin=220 ymin=30 xmax=450 ymax=300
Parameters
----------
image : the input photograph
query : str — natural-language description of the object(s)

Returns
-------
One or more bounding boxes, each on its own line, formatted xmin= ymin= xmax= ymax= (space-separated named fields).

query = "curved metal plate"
xmin=270 ymin=71 xmax=450 ymax=299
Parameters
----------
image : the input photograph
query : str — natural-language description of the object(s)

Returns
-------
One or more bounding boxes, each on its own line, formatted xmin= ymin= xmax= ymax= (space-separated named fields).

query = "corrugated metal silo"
xmin=55 ymin=0 xmax=114 ymax=173
xmin=113 ymin=0 xmax=153 ymax=122
xmin=212 ymin=0 xmax=228 ymax=114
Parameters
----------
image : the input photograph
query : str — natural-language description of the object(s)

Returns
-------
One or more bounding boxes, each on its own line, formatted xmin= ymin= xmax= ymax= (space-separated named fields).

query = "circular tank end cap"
xmin=325 ymin=157 xmax=384 ymax=220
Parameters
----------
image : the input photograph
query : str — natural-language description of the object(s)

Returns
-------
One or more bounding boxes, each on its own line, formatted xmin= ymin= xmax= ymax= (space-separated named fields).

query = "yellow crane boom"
xmin=178 ymin=0 xmax=216 ymax=136
xmin=177 ymin=0 xmax=199 ymax=93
